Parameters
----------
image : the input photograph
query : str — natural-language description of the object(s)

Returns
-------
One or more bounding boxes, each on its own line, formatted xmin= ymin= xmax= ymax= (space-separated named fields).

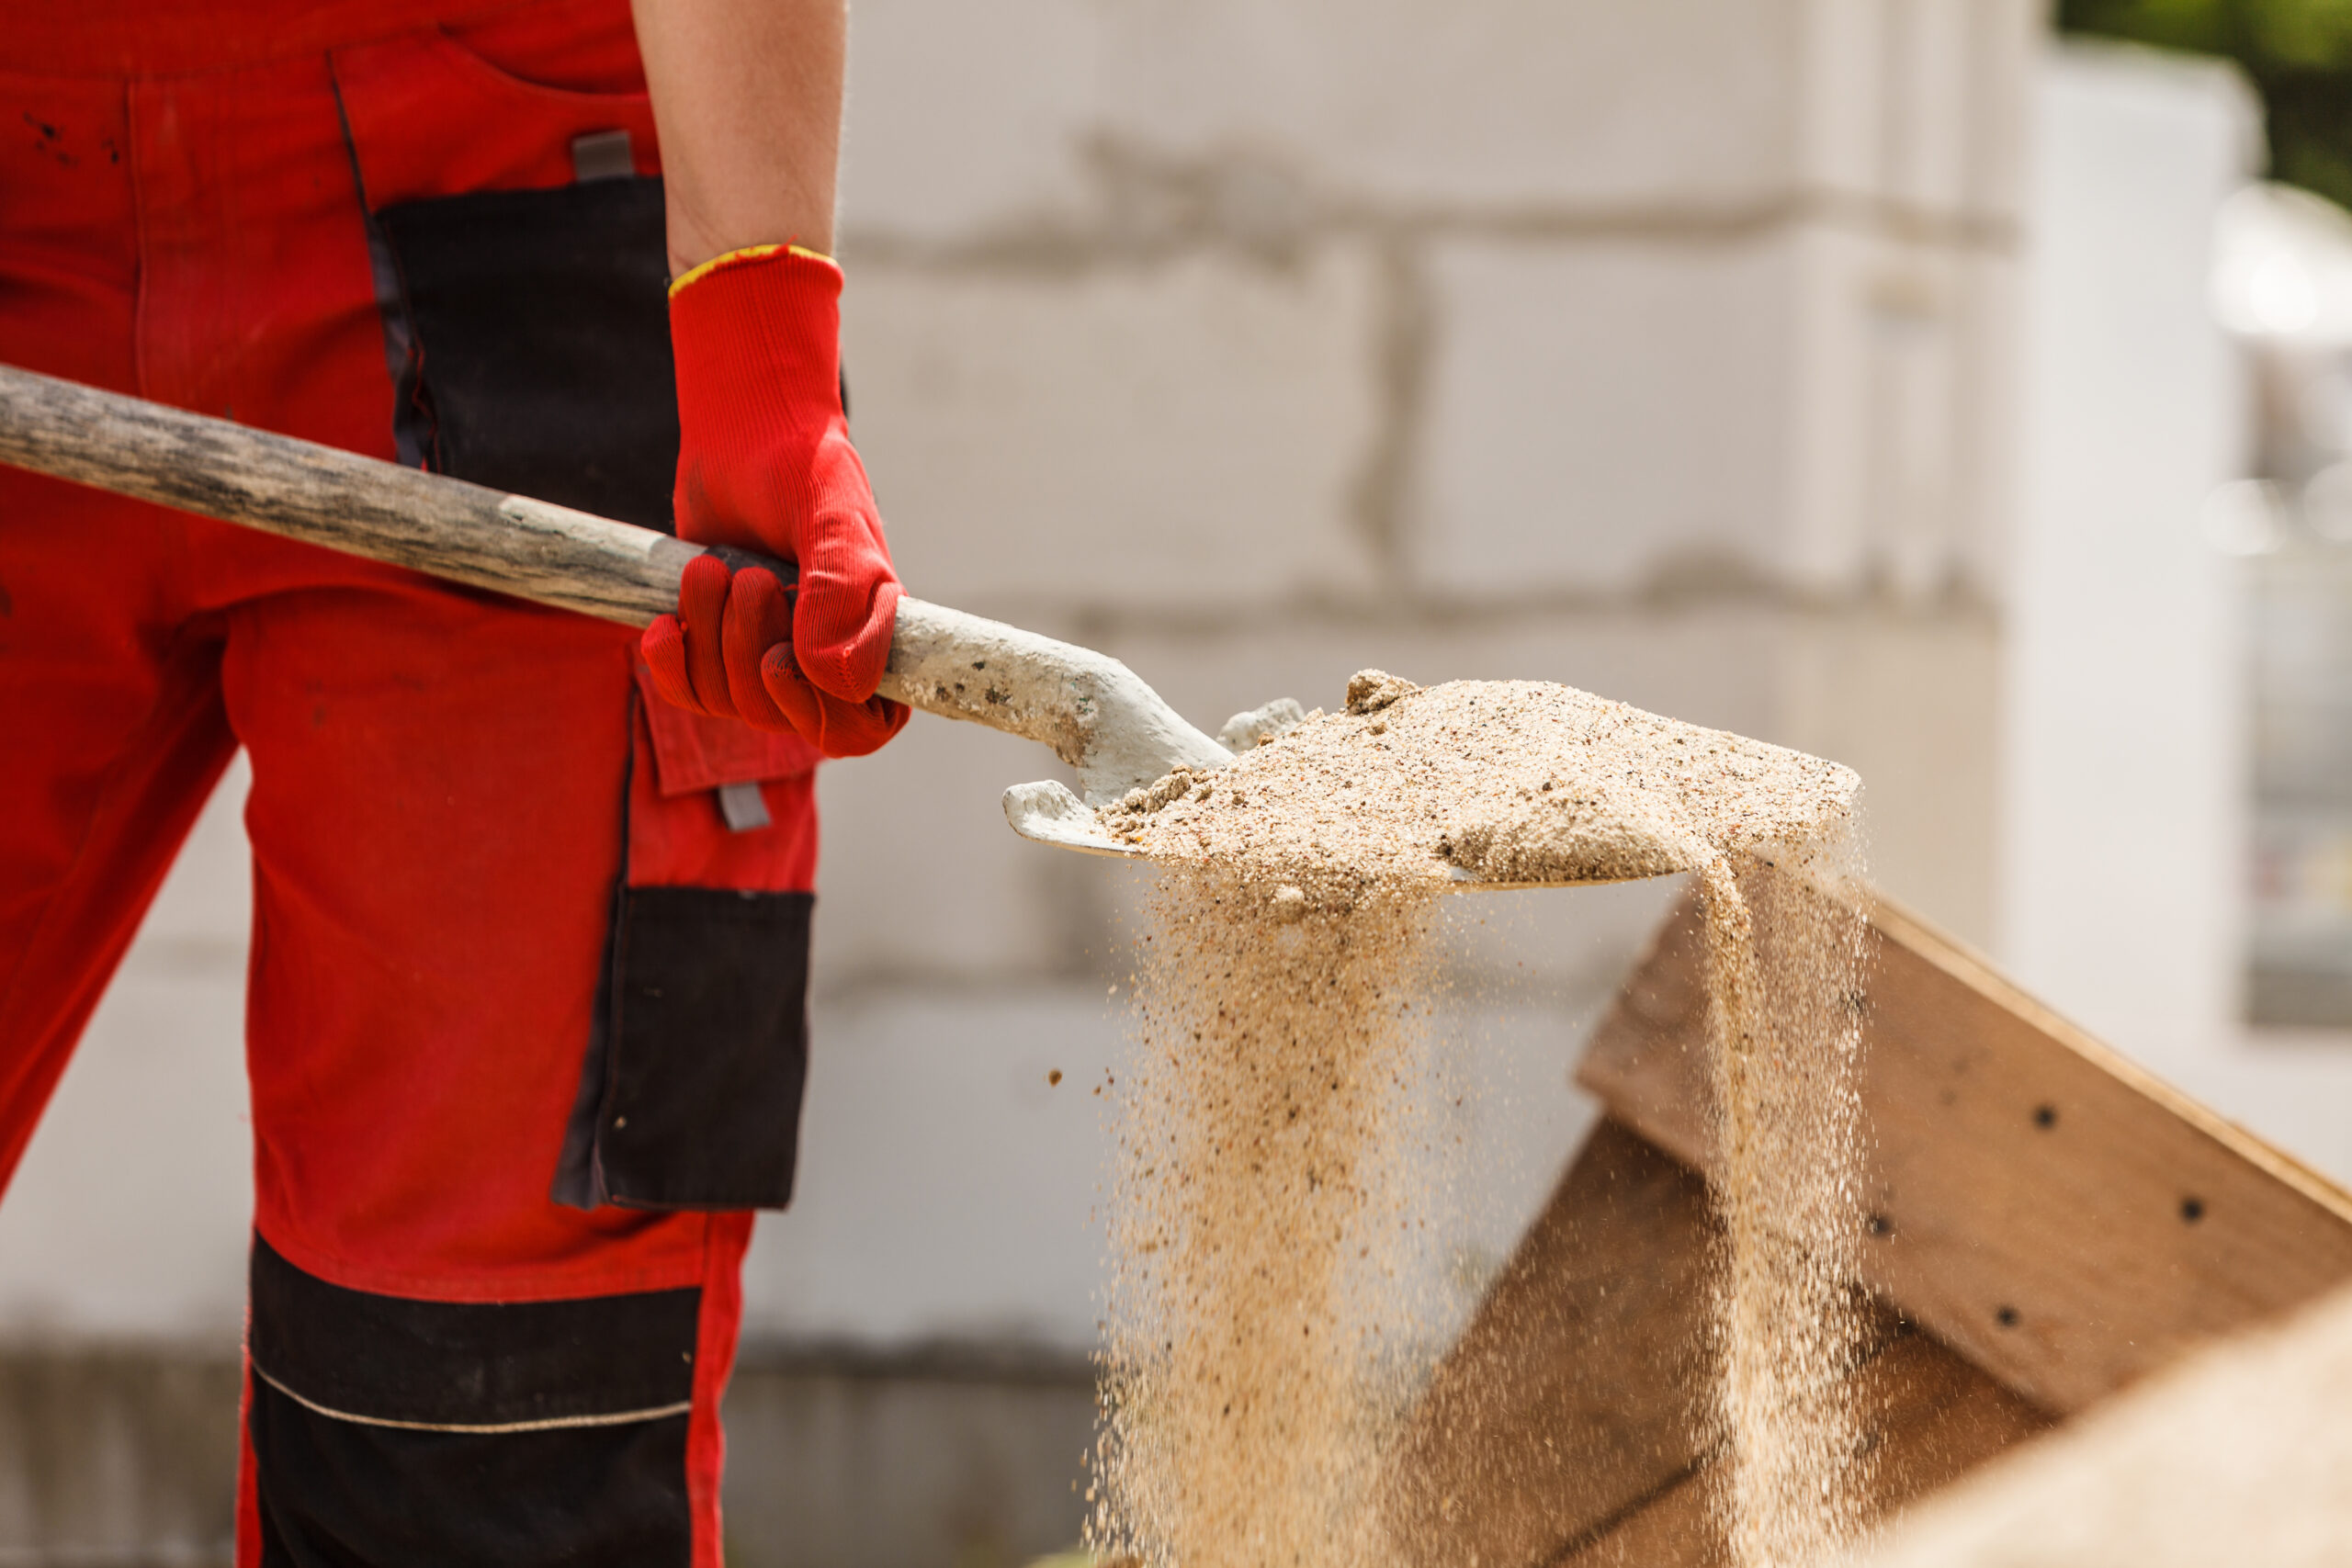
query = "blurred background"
xmin=9 ymin=1 xmax=2352 ymax=1563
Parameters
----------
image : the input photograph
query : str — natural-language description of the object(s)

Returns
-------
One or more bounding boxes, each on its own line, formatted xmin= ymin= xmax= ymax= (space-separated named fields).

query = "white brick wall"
xmin=811 ymin=714 xmax=1088 ymax=991
xmin=1408 ymin=225 xmax=2003 ymax=606
xmin=744 ymin=987 xmax=1121 ymax=1347
xmin=1951 ymin=247 xmax=2027 ymax=597
xmin=1784 ymin=223 xmax=1979 ymax=598
xmin=1775 ymin=607 xmax=2001 ymax=941
xmin=1960 ymin=0 xmax=2043 ymax=222
xmin=1797 ymin=0 xmax=1889 ymax=200
xmin=839 ymin=0 xmax=1104 ymax=238
xmin=1797 ymin=0 xmax=2039 ymax=219
xmin=846 ymin=246 xmax=1385 ymax=614
xmin=840 ymin=0 xmax=2030 ymax=608
xmin=1411 ymin=235 xmax=1800 ymax=598
xmin=0 ymin=761 xmax=253 ymax=1338
xmin=841 ymin=0 xmax=2041 ymax=244
xmin=1092 ymin=608 xmax=1799 ymax=757
xmin=1886 ymin=0 xmax=1978 ymax=212
xmin=1091 ymin=0 xmax=1809 ymax=211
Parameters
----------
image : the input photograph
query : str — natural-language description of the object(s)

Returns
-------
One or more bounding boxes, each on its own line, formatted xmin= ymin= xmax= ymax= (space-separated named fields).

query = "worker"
xmin=0 ymin=0 xmax=901 ymax=1560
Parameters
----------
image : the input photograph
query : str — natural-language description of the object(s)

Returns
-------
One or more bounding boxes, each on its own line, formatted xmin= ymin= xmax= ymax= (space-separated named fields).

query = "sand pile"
xmin=1090 ymin=671 xmax=1870 ymax=1568
xmin=1098 ymin=671 xmax=1854 ymax=890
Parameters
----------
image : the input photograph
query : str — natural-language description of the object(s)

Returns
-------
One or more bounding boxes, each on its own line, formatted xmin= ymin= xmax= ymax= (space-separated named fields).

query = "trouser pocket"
xmin=332 ymin=24 xmax=676 ymax=526
xmin=372 ymin=176 xmax=679 ymax=526
xmin=594 ymin=886 xmax=813 ymax=1208
xmin=552 ymin=682 xmax=821 ymax=1213
xmin=559 ymin=702 xmax=820 ymax=1211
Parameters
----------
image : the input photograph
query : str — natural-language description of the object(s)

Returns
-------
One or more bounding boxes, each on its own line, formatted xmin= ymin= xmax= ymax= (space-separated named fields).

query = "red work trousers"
xmin=0 ymin=1 xmax=820 ymax=1561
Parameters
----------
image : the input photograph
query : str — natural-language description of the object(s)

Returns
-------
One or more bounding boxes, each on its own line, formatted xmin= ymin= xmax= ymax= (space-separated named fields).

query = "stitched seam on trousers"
xmin=251 ymin=1362 xmax=693 ymax=1434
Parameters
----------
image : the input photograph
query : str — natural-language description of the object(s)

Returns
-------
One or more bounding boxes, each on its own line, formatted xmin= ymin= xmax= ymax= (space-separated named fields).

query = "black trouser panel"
xmin=248 ymin=1237 xmax=697 ymax=1567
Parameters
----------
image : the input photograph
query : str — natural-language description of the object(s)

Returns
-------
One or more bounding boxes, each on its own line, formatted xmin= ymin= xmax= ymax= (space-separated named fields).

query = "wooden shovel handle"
xmin=0 ymin=362 xmax=1243 ymax=794
xmin=0 ymin=361 xmax=782 ymax=626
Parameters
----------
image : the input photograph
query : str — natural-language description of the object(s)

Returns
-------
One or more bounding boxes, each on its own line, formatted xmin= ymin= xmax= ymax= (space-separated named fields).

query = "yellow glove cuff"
xmin=668 ymin=243 xmax=833 ymax=299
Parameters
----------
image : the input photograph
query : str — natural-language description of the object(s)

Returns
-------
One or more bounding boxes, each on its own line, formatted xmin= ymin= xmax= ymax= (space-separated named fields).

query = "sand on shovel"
xmin=1087 ymin=671 xmax=1871 ymax=1568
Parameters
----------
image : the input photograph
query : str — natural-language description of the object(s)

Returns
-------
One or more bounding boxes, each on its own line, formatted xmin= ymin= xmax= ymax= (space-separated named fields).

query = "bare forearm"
xmin=631 ymin=0 xmax=844 ymax=276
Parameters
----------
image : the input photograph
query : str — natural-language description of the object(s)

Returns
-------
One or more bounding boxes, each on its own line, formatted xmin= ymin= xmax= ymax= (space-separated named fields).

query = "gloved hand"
xmin=640 ymin=244 xmax=909 ymax=758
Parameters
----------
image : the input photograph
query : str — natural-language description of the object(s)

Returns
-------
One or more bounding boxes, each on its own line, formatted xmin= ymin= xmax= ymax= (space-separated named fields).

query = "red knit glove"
xmin=640 ymin=245 xmax=910 ymax=759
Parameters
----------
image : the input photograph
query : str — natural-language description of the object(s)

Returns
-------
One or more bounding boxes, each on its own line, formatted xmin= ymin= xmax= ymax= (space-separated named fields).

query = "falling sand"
xmin=1088 ymin=671 xmax=1871 ymax=1568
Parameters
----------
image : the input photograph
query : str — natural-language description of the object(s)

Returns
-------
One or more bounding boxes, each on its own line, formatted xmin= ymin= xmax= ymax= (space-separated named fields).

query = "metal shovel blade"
xmin=1002 ymin=781 xmax=1143 ymax=858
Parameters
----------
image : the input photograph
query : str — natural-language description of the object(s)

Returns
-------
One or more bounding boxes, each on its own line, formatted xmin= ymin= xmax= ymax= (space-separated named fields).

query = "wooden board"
xmin=1555 ymin=1319 xmax=2052 ymax=1568
xmin=1384 ymin=1120 xmax=1717 ymax=1568
xmin=1386 ymin=1120 xmax=2051 ymax=1568
xmin=1577 ymin=891 xmax=2352 ymax=1414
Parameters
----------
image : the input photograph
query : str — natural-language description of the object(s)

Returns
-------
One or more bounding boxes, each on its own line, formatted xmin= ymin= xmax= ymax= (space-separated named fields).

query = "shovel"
xmin=0 ymin=363 xmax=1223 ymax=859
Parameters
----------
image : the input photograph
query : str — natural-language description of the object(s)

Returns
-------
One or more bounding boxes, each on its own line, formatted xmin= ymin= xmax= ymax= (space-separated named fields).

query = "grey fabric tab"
xmin=571 ymin=130 xmax=635 ymax=184
xmin=717 ymin=781 xmax=772 ymax=833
